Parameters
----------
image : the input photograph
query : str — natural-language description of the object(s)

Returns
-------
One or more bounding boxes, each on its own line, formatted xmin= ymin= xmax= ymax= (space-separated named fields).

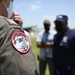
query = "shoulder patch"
xmin=11 ymin=30 xmax=30 ymax=54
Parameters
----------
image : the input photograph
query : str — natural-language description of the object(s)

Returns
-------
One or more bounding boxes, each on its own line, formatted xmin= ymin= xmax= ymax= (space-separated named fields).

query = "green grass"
xmin=30 ymin=36 xmax=50 ymax=75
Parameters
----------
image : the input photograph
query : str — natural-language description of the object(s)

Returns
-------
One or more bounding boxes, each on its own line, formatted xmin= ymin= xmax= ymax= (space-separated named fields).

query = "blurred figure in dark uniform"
xmin=53 ymin=15 xmax=75 ymax=75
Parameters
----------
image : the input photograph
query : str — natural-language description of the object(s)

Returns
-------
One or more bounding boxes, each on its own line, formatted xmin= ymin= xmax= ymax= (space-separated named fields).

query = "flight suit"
xmin=0 ymin=16 xmax=39 ymax=75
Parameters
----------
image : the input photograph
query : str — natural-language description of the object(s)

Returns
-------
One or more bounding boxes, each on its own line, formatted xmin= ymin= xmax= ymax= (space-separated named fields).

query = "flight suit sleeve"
xmin=0 ymin=28 xmax=39 ymax=75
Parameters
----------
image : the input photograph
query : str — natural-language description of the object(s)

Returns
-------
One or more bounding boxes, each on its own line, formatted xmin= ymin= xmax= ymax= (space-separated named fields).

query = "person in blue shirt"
xmin=53 ymin=15 xmax=75 ymax=75
xmin=36 ymin=19 xmax=56 ymax=75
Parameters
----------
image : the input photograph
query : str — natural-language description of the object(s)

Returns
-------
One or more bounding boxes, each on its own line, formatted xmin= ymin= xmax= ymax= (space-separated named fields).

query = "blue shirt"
xmin=53 ymin=28 xmax=75 ymax=67
xmin=37 ymin=30 xmax=56 ymax=60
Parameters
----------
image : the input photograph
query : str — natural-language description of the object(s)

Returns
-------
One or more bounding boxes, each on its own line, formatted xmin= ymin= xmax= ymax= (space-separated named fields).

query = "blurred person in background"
xmin=36 ymin=19 xmax=56 ymax=75
xmin=53 ymin=15 xmax=75 ymax=75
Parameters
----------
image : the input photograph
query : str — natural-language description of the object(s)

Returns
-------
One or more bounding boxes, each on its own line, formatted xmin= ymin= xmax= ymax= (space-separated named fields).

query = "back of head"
xmin=43 ymin=19 xmax=51 ymax=32
xmin=43 ymin=19 xmax=50 ymax=25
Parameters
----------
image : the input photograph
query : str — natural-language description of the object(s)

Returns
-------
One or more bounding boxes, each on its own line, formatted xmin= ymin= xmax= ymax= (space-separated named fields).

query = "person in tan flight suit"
xmin=0 ymin=0 xmax=39 ymax=75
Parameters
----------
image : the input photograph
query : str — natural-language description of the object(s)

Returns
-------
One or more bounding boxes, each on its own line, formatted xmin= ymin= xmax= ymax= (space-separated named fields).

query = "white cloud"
xmin=29 ymin=1 xmax=42 ymax=11
xmin=14 ymin=3 xmax=26 ymax=8
xmin=30 ymin=4 xmax=41 ymax=11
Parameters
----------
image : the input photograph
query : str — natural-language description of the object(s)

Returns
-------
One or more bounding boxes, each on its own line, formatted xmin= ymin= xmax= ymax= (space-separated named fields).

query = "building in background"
xmin=23 ymin=25 xmax=43 ymax=37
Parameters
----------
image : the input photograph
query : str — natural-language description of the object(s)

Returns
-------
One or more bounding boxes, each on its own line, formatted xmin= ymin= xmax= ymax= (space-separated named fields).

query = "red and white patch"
xmin=11 ymin=30 xmax=30 ymax=54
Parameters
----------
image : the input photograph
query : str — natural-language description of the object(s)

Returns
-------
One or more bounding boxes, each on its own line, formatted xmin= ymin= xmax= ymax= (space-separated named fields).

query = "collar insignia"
xmin=62 ymin=36 xmax=68 ymax=43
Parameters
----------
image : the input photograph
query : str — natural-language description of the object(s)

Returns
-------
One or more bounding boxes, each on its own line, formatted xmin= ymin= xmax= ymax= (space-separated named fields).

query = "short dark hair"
xmin=43 ymin=19 xmax=50 ymax=25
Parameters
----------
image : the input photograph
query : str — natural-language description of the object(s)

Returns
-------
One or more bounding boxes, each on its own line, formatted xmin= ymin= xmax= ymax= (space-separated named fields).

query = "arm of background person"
xmin=36 ymin=32 xmax=53 ymax=48
xmin=37 ymin=41 xmax=53 ymax=48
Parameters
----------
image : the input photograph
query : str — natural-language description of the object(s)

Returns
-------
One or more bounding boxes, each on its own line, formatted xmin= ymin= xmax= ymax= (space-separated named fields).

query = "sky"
xmin=13 ymin=0 xmax=75 ymax=30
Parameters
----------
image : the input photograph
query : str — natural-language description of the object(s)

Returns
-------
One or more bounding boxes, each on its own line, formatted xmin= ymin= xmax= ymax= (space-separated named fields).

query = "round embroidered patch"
xmin=11 ymin=30 xmax=30 ymax=54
